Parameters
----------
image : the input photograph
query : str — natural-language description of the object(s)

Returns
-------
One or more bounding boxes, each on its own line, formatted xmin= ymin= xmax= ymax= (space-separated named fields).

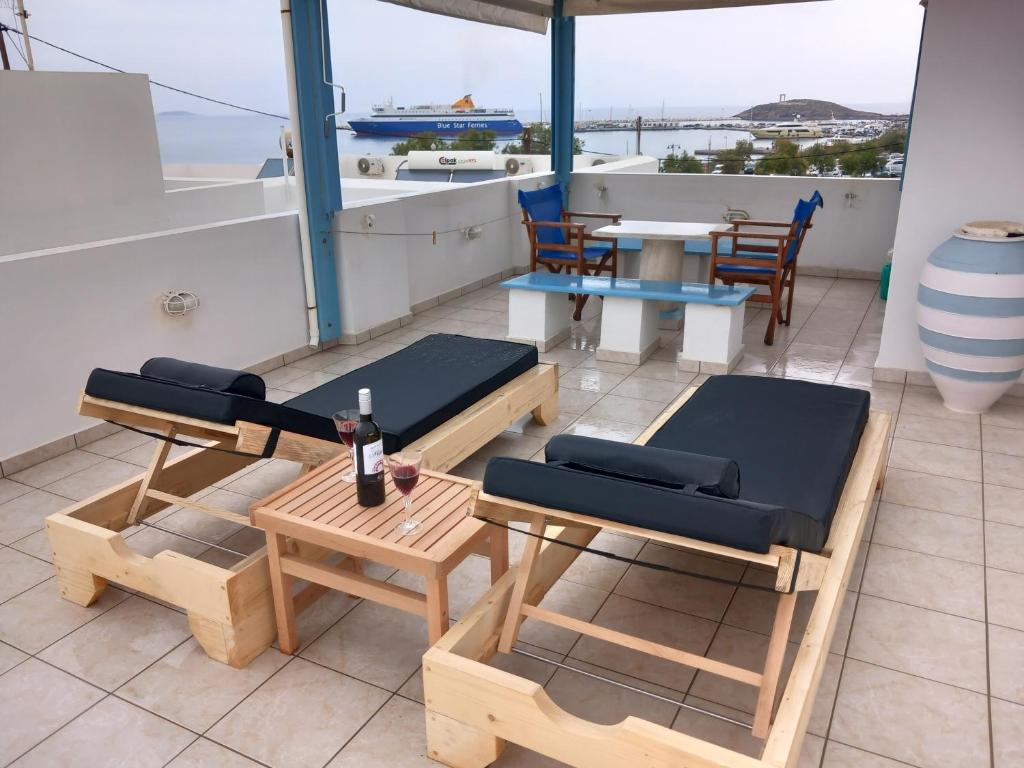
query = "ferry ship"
xmin=348 ymin=95 xmax=523 ymax=137
xmin=750 ymin=121 xmax=824 ymax=139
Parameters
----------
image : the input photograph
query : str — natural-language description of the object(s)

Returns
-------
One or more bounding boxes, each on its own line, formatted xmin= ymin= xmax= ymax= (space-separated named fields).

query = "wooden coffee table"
xmin=250 ymin=453 xmax=508 ymax=651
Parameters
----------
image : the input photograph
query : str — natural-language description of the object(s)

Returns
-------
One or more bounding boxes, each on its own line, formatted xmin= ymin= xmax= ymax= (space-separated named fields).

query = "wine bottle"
xmin=353 ymin=388 xmax=386 ymax=507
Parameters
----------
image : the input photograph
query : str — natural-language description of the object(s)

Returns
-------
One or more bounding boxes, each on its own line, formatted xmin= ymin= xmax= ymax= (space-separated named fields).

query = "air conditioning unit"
xmin=407 ymin=151 xmax=494 ymax=171
xmin=357 ymin=157 xmax=386 ymax=176
xmin=504 ymin=157 xmax=532 ymax=176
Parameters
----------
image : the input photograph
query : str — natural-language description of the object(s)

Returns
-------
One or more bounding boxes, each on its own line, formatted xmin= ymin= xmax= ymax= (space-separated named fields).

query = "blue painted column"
xmin=288 ymin=0 xmax=343 ymax=342
xmin=550 ymin=0 xmax=575 ymax=199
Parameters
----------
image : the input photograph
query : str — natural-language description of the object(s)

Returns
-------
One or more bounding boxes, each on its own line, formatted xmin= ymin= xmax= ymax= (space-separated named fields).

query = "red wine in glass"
xmin=392 ymin=464 xmax=420 ymax=495
xmin=337 ymin=420 xmax=357 ymax=448
xmin=387 ymin=450 xmax=424 ymax=535
xmin=332 ymin=410 xmax=359 ymax=483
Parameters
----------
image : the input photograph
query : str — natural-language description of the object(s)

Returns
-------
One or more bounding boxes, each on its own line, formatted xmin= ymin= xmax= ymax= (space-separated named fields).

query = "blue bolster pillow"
xmin=140 ymin=358 xmax=266 ymax=400
xmin=544 ymin=434 xmax=740 ymax=499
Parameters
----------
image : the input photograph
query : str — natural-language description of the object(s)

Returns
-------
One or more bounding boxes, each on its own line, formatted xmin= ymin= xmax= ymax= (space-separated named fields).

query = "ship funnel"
xmin=451 ymin=95 xmax=476 ymax=110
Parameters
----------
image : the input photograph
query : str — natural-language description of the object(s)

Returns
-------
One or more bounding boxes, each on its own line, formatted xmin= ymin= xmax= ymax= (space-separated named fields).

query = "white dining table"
xmin=591 ymin=219 xmax=729 ymax=328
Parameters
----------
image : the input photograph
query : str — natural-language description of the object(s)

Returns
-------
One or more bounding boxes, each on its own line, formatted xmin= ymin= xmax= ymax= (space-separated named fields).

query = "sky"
xmin=4 ymin=0 xmax=925 ymax=117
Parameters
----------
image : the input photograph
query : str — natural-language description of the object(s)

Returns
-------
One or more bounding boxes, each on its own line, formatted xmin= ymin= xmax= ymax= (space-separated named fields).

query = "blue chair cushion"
xmin=617 ymin=237 xmax=644 ymax=252
xmin=538 ymin=245 xmax=613 ymax=262
xmin=716 ymin=264 xmax=776 ymax=276
xmin=519 ymin=184 xmax=566 ymax=247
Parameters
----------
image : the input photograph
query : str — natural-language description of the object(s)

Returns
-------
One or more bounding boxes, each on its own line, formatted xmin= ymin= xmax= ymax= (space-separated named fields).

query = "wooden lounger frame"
xmin=45 ymin=363 xmax=558 ymax=668
xmin=422 ymin=386 xmax=890 ymax=768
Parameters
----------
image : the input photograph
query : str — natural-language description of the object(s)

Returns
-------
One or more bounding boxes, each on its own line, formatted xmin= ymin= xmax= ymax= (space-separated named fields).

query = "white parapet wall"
xmin=876 ymin=0 xmax=1024 ymax=378
xmin=333 ymin=172 xmax=556 ymax=338
xmin=330 ymin=156 xmax=662 ymax=339
xmin=568 ymin=172 xmax=901 ymax=277
xmin=0 ymin=70 xmax=270 ymax=256
xmin=0 ymin=212 xmax=308 ymax=463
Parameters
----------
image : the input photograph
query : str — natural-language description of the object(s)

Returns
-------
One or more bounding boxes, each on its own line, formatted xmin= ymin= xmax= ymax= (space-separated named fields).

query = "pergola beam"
xmin=550 ymin=0 xmax=575 ymax=195
xmin=285 ymin=0 xmax=344 ymax=343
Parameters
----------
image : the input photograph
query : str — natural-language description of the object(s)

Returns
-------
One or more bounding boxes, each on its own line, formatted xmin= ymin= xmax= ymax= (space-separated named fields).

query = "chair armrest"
xmin=525 ymin=221 xmax=585 ymax=235
xmin=711 ymin=231 xmax=789 ymax=242
xmin=563 ymin=211 xmax=623 ymax=222
xmin=732 ymin=220 xmax=792 ymax=228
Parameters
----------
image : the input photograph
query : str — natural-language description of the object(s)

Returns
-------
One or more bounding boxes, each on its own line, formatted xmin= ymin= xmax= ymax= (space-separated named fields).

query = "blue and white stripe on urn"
xmin=917 ymin=220 xmax=1024 ymax=414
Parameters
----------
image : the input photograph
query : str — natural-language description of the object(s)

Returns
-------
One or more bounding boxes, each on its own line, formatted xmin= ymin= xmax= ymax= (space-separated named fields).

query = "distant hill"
xmin=734 ymin=99 xmax=903 ymax=121
xmin=157 ymin=110 xmax=199 ymax=117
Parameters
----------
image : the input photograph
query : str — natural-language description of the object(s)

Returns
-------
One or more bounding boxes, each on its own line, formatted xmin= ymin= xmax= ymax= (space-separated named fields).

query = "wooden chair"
xmin=519 ymin=183 xmax=620 ymax=320
xmin=709 ymin=191 xmax=823 ymax=344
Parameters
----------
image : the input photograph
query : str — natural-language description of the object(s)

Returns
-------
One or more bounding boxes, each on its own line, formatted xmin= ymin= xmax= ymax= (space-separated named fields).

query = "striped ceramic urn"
xmin=917 ymin=221 xmax=1024 ymax=414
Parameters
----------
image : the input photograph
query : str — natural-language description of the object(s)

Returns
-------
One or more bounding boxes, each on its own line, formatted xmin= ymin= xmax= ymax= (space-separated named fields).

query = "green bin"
xmin=880 ymin=262 xmax=891 ymax=300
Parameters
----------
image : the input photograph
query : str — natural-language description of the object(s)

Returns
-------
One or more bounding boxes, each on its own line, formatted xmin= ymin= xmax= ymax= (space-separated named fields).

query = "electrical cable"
xmin=3 ymin=25 xmax=27 ymax=65
xmin=330 ymin=213 xmax=515 ymax=237
xmin=24 ymin=32 xmax=289 ymax=120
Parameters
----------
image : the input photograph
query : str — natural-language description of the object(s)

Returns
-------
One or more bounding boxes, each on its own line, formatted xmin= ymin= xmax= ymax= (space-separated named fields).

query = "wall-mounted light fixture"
xmin=463 ymin=225 xmax=483 ymax=240
xmin=162 ymin=290 xmax=200 ymax=317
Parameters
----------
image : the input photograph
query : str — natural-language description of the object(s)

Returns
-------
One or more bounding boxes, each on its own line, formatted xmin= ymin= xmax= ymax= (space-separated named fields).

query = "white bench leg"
xmin=506 ymin=289 xmax=570 ymax=352
xmin=680 ymin=302 xmax=746 ymax=374
xmin=596 ymin=296 xmax=661 ymax=365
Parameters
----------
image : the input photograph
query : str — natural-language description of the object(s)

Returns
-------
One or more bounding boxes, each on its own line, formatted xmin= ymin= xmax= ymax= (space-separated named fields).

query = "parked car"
xmin=884 ymin=158 xmax=904 ymax=176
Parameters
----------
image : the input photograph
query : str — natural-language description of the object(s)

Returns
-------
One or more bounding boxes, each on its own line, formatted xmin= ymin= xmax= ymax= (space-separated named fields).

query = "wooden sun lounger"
xmin=422 ymin=386 xmax=890 ymax=768
xmin=45 ymin=362 xmax=558 ymax=668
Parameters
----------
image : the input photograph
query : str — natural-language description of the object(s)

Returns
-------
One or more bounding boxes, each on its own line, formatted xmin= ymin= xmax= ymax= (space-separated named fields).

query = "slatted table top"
xmin=250 ymin=452 xmax=484 ymax=566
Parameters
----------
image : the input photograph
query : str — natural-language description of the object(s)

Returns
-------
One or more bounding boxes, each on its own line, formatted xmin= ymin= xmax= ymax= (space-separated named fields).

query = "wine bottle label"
xmin=361 ymin=440 xmax=385 ymax=475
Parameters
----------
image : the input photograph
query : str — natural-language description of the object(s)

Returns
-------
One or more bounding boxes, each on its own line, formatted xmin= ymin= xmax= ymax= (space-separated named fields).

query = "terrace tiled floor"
xmin=1 ymin=275 xmax=1021 ymax=767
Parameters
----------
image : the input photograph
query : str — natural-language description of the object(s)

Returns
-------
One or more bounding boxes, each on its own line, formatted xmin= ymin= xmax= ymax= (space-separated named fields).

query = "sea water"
xmin=155 ymin=111 xmax=802 ymax=166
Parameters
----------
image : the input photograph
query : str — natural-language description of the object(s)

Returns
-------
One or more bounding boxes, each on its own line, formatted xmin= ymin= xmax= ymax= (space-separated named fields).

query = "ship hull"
xmin=348 ymin=118 xmax=523 ymax=137
xmin=751 ymin=127 xmax=823 ymax=139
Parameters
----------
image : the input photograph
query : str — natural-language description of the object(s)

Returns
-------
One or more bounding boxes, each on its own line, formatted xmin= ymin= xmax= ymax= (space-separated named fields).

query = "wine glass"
xmin=332 ymin=409 xmax=359 ymax=483
xmin=387 ymin=450 xmax=424 ymax=535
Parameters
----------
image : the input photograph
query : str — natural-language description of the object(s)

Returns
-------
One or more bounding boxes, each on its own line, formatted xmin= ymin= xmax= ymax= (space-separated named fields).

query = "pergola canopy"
xmin=379 ymin=0 xmax=823 ymax=33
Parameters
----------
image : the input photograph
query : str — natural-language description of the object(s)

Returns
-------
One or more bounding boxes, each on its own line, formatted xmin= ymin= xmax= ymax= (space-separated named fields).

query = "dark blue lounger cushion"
xmin=544 ymin=434 xmax=740 ymax=498
xmin=85 ymin=334 xmax=538 ymax=454
xmin=140 ymin=357 xmax=266 ymax=400
xmin=483 ymin=375 xmax=869 ymax=553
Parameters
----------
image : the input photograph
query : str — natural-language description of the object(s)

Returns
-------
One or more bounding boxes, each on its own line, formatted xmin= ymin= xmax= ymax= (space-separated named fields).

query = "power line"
xmin=3 ymin=26 xmax=26 ymax=65
xmin=25 ymin=32 xmax=289 ymax=120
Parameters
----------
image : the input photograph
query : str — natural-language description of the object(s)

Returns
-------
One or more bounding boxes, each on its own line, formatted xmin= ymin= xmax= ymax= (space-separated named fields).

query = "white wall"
xmin=876 ymin=0 xmax=1024 ymax=373
xmin=333 ymin=172 xmax=559 ymax=336
xmin=330 ymin=157 xmax=898 ymax=339
xmin=569 ymin=173 xmax=899 ymax=274
xmin=163 ymin=181 xmax=267 ymax=227
xmin=0 ymin=71 xmax=168 ymax=255
xmin=0 ymin=71 xmax=272 ymax=255
xmin=162 ymin=163 xmax=264 ymax=180
xmin=0 ymin=213 xmax=308 ymax=461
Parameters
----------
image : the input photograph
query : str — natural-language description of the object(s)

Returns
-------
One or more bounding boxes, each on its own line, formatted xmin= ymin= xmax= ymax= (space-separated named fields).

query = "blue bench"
xmin=502 ymin=272 xmax=754 ymax=371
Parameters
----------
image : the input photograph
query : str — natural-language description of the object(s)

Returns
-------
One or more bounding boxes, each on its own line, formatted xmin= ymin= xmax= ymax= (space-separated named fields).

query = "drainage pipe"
xmin=280 ymin=0 xmax=320 ymax=348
